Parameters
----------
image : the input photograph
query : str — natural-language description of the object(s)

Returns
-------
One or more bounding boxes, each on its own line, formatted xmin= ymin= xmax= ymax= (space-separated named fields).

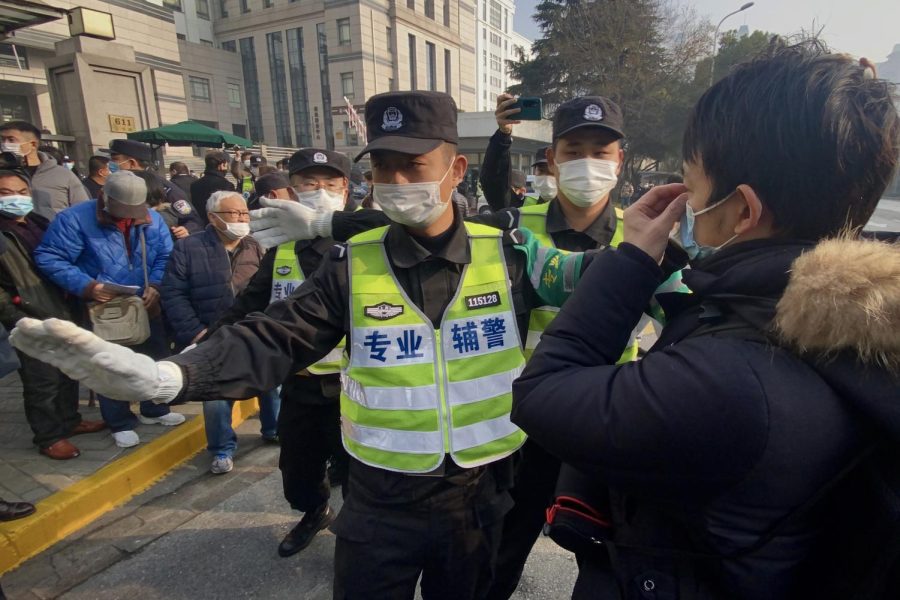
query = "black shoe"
xmin=278 ymin=506 xmax=335 ymax=557
xmin=0 ymin=499 xmax=36 ymax=521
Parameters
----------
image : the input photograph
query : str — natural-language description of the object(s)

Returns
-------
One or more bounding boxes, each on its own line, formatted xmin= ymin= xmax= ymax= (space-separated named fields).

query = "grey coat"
xmin=30 ymin=152 xmax=90 ymax=220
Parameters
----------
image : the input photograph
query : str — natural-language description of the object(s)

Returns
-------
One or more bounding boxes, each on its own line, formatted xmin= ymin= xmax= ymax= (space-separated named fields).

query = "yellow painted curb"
xmin=0 ymin=398 xmax=260 ymax=575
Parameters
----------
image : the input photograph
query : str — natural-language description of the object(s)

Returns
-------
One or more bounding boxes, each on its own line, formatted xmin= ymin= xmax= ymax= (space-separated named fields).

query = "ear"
xmin=451 ymin=154 xmax=468 ymax=186
xmin=546 ymin=146 xmax=558 ymax=177
xmin=616 ymin=148 xmax=625 ymax=175
xmin=732 ymin=184 xmax=767 ymax=235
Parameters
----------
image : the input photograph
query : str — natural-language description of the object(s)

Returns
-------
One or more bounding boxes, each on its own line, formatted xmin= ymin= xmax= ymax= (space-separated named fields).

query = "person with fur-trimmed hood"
xmin=511 ymin=42 xmax=900 ymax=599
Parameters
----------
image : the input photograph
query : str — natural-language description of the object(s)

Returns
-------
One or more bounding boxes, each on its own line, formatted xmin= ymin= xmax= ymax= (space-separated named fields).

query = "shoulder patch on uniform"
xmin=172 ymin=199 xmax=192 ymax=215
xmin=276 ymin=265 xmax=292 ymax=276
xmin=330 ymin=244 xmax=348 ymax=261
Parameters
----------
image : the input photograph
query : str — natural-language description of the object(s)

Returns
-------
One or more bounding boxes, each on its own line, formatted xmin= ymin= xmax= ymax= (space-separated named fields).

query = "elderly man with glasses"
xmin=160 ymin=190 xmax=273 ymax=473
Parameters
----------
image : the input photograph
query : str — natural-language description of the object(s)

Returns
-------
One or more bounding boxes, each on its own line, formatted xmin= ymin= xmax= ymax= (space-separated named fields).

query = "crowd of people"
xmin=2 ymin=39 xmax=900 ymax=600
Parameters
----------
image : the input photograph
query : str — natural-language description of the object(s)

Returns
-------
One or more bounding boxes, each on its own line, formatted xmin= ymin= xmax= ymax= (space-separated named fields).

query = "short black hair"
xmin=130 ymin=170 xmax=166 ymax=207
xmin=683 ymin=39 xmax=899 ymax=240
xmin=0 ymin=120 xmax=41 ymax=140
xmin=88 ymin=155 xmax=109 ymax=175
xmin=169 ymin=161 xmax=189 ymax=175
xmin=38 ymin=144 xmax=64 ymax=165
xmin=205 ymin=150 xmax=229 ymax=170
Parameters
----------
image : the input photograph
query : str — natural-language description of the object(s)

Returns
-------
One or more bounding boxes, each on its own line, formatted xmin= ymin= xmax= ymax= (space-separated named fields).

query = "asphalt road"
xmin=867 ymin=197 xmax=900 ymax=233
xmin=54 ymin=449 xmax=578 ymax=600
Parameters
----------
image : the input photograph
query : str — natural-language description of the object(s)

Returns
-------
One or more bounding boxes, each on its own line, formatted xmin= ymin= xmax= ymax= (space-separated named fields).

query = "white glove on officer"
xmin=249 ymin=197 xmax=334 ymax=249
xmin=10 ymin=318 xmax=183 ymax=404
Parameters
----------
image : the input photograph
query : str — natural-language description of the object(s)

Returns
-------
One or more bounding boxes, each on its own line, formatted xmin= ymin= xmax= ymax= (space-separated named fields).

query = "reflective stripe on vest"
xmin=271 ymin=242 xmax=345 ymax=375
xmin=518 ymin=202 xmax=637 ymax=363
xmin=343 ymin=222 xmax=527 ymax=473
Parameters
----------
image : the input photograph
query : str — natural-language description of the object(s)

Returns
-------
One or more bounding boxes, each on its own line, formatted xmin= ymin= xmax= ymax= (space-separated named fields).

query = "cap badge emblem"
xmin=583 ymin=104 xmax=604 ymax=121
xmin=382 ymin=107 xmax=404 ymax=131
xmin=313 ymin=152 xmax=328 ymax=164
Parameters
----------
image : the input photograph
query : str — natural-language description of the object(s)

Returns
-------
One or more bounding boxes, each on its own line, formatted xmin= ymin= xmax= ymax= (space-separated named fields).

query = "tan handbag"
xmin=88 ymin=231 xmax=151 ymax=346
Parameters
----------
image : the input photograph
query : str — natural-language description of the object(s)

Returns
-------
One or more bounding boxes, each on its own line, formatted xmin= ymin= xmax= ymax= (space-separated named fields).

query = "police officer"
xmin=13 ymin=91 xmax=591 ymax=600
xmin=210 ymin=155 xmax=351 ymax=558
xmin=526 ymin=147 xmax=556 ymax=206
xmin=101 ymin=140 xmax=188 ymax=204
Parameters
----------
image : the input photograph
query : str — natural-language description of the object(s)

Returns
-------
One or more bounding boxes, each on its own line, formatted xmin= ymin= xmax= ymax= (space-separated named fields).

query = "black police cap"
xmin=355 ymin=91 xmax=458 ymax=162
xmin=552 ymin=97 xmax=624 ymax=141
xmin=288 ymin=148 xmax=351 ymax=178
xmin=531 ymin=146 xmax=550 ymax=167
xmin=100 ymin=139 xmax=153 ymax=163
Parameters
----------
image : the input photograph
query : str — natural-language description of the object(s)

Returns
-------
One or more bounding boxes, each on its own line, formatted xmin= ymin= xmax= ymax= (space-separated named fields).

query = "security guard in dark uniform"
xmin=209 ymin=155 xmax=352 ymax=558
xmin=299 ymin=96 xmax=643 ymax=599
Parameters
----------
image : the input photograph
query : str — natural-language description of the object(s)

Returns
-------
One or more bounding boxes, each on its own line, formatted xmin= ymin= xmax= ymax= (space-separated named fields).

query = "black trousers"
xmin=278 ymin=375 xmax=348 ymax=513
xmin=17 ymin=350 xmax=81 ymax=448
xmin=486 ymin=440 xmax=562 ymax=600
xmin=332 ymin=460 xmax=512 ymax=600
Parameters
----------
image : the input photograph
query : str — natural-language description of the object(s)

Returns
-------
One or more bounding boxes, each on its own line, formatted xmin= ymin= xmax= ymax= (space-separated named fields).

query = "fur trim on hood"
xmin=776 ymin=237 xmax=900 ymax=371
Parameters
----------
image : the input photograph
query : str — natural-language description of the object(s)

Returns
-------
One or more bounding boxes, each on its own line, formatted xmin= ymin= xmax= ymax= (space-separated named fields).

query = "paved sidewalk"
xmin=0 ymin=372 xmax=199 ymax=507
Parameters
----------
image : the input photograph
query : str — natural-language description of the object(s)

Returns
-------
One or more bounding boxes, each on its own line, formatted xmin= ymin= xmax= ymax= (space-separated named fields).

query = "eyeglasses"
xmin=212 ymin=210 xmax=250 ymax=220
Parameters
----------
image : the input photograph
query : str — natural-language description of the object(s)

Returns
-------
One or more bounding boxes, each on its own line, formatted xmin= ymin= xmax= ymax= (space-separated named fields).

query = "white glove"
xmin=10 ymin=318 xmax=183 ymax=404
xmin=249 ymin=197 xmax=334 ymax=249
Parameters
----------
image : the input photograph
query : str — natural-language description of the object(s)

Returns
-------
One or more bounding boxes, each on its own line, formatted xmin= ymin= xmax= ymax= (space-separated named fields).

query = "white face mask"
xmin=556 ymin=158 xmax=619 ymax=207
xmin=243 ymin=160 xmax=251 ymax=169
xmin=296 ymin=188 xmax=345 ymax=212
xmin=213 ymin=213 xmax=250 ymax=240
xmin=373 ymin=161 xmax=455 ymax=228
xmin=1 ymin=142 xmax=22 ymax=156
xmin=533 ymin=175 xmax=558 ymax=201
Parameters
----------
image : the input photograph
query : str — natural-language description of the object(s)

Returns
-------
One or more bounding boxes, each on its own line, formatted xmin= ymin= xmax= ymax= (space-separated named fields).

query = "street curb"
xmin=0 ymin=398 xmax=261 ymax=575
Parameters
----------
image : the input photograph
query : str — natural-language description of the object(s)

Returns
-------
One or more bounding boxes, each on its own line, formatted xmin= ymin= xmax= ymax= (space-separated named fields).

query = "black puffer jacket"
xmin=160 ymin=226 xmax=263 ymax=348
xmin=512 ymin=237 xmax=900 ymax=599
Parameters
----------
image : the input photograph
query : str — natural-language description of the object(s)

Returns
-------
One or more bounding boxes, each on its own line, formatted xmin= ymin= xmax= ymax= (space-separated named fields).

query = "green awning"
xmin=127 ymin=120 xmax=252 ymax=148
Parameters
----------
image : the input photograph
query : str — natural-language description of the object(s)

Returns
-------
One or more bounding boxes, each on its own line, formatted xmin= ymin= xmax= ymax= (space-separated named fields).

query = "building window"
xmin=263 ymin=0 xmax=273 ymax=6
xmin=176 ymin=33 xmax=186 ymax=40
xmin=337 ymin=18 xmax=351 ymax=45
xmin=424 ymin=0 xmax=434 ymax=19
xmin=482 ymin=49 xmax=487 ymax=68
xmin=388 ymin=77 xmax=395 ymax=91
xmin=386 ymin=27 xmax=393 ymax=54
xmin=407 ymin=0 xmax=414 ymax=10
xmin=444 ymin=49 xmax=451 ymax=93
xmin=163 ymin=0 xmax=182 ymax=12
xmin=408 ymin=34 xmax=417 ymax=89
xmin=425 ymin=42 xmax=436 ymax=91
xmin=219 ymin=0 xmax=228 ymax=17
xmin=341 ymin=72 xmax=354 ymax=99
xmin=343 ymin=121 xmax=359 ymax=146
xmin=232 ymin=124 xmax=247 ymax=138
xmin=489 ymin=0 xmax=501 ymax=29
xmin=240 ymin=0 xmax=249 ymax=13
xmin=490 ymin=32 xmax=500 ymax=46
xmin=200 ymin=39 xmax=214 ymax=47
xmin=267 ymin=31 xmax=293 ymax=147
xmin=490 ymin=53 xmax=501 ymax=72
xmin=286 ymin=28 xmax=313 ymax=147
xmin=196 ymin=0 xmax=210 ymax=18
xmin=221 ymin=40 xmax=236 ymax=52
xmin=316 ymin=23 xmax=335 ymax=150
xmin=503 ymin=7 xmax=508 ymax=32
xmin=189 ymin=76 xmax=211 ymax=102
xmin=227 ymin=82 xmax=242 ymax=108
xmin=0 ymin=44 xmax=27 ymax=70
xmin=239 ymin=37 xmax=264 ymax=142
xmin=443 ymin=0 xmax=450 ymax=26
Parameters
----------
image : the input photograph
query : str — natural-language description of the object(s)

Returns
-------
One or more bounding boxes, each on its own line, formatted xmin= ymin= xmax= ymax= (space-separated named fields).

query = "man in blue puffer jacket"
xmin=34 ymin=171 xmax=184 ymax=448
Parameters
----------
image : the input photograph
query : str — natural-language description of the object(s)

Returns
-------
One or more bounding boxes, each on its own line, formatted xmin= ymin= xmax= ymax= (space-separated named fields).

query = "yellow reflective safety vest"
xmin=343 ymin=222 xmax=527 ymax=473
xmin=271 ymin=243 xmax=344 ymax=375
xmin=518 ymin=202 xmax=638 ymax=363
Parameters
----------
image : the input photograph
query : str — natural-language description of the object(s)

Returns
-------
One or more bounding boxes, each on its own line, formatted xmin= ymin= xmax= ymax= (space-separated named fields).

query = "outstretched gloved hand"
xmin=249 ymin=197 xmax=334 ymax=249
xmin=10 ymin=318 xmax=183 ymax=403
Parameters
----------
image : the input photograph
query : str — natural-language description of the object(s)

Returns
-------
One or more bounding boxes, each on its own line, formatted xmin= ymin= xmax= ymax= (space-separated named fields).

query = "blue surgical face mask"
xmin=108 ymin=161 xmax=120 ymax=173
xmin=673 ymin=192 xmax=739 ymax=261
xmin=0 ymin=194 xmax=33 ymax=217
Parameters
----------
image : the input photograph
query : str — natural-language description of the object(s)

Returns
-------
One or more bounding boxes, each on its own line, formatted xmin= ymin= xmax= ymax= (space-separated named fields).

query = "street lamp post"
xmin=709 ymin=2 xmax=755 ymax=87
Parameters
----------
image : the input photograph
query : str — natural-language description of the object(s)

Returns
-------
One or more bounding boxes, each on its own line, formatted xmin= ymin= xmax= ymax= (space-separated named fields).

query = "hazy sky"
xmin=512 ymin=0 xmax=900 ymax=63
